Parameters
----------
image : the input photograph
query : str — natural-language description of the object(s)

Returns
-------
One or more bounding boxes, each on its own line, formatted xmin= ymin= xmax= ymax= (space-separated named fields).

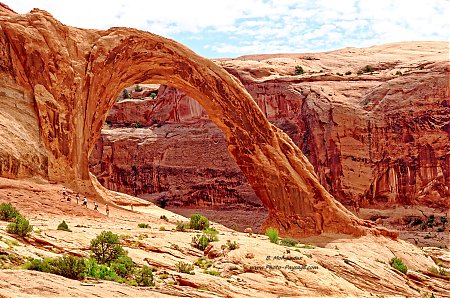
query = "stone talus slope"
xmin=0 ymin=6 xmax=384 ymax=238
xmin=91 ymin=42 xmax=449 ymax=210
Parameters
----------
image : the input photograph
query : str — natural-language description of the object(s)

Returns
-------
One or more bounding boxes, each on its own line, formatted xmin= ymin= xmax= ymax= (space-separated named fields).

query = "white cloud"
xmin=3 ymin=0 xmax=449 ymax=57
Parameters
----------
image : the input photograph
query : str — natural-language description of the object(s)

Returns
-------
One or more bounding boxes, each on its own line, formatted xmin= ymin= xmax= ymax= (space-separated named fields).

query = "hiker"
xmin=94 ymin=202 xmax=98 ymax=211
xmin=130 ymin=203 xmax=133 ymax=211
xmin=62 ymin=186 xmax=66 ymax=199
xmin=82 ymin=196 xmax=88 ymax=208
xmin=106 ymin=204 xmax=109 ymax=216
xmin=76 ymin=193 xmax=80 ymax=205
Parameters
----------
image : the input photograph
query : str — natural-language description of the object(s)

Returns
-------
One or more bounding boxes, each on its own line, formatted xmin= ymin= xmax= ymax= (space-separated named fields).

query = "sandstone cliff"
xmin=0 ymin=5 xmax=386 ymax=238
xmin=90 ymin=42 xmax=449 ymax=211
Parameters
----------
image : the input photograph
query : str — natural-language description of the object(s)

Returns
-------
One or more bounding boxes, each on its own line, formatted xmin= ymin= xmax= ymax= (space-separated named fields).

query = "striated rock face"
xmin=0 ymin=5 xmax=385 ymax=238
xmin=91 ymin=44 xmax=449 ymax=211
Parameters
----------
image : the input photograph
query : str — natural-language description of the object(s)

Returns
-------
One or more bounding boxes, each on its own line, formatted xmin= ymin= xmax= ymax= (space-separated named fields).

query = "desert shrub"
xmin=0 ymin=203 xmax=20 ymax=221
xmin=24 ymin=258 xmax=52 ymax=273
xmin=134 ymin=265 xmax=154 ymax=286
xmin=160 ymin=215 xmax=168 ymax=221
xmin=440 ymin=216 xmax=448 ymax=226
xmin=50 ymin=255 xmax=86 ymax=280
xmin=176 ymin=221 xmax=189 ymax=231
xmin=134 ymin=84 xmax=143 ymax=92
xmin=361 ymin=65 xmax=374 ymax=73
xmin=84 ymin=258 xmax=118 ymax=280
xmin=265 ymin=228 xmax=279 ymax=244
xmin=389 ymin=257 xmax=408 ymax=274
xmin=138 ymin=223 xmax=149 ymax=228
xmin=131 ymin=122 xmax=143 ymax=128
xmin=279 ymin=238 xmax=298 ymax=247
xmin=395 ymin=70 xmax=402 ymax=75
xmin=57 ymin=220 xmax=71 ymax=232
xmin=204 ymin=269 xmax=220 ymax=276
xmin=345 ymin=71 xmax=352 ymax=75
xmin=149 ymin=92 xmax=157 ymax=99
xmin=191 ymin=234 xmax=211 ymax=251
xmin=110 ymin=255 xmax=134 ymax=278
xmin=25 ymin=256 xmax=86 ymax=280
xmin=411 ymin=217 xmax=422 ymax=226
xmin=159 ymin=226 xmax=166 ymax=231
xmin=175 ymin=261 xmax=194 ymax=274
xmin=221 ymin=240 xmax=239 ymax=250
xmin=194 ymin=258 xmax=213 ymax=269
xmin=90 ymin=231 xmax=126 ymax=265
xmin=7 ymin=215 xmax=33 ymax=237
xmin=427 ymin=215 xmax=435 ymax=227
xmin=190 ymin=214 xmax=209 ymax=230
xmin=294 ymin=65 xmax=304 ymax=75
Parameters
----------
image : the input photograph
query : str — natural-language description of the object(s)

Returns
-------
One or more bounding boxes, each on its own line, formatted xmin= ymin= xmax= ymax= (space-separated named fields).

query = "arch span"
xmin=0 ymin=7 xmax=395 ymax=238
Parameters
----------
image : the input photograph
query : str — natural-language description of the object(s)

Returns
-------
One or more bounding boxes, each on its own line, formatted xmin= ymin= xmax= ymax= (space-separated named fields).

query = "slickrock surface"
xmin=0 ymin=4 xmax=390 ymax=238
xmin=91 ymin=41 xmax=449 ymax=212
xmin=0 ymin=177 xmax=449 ymax=297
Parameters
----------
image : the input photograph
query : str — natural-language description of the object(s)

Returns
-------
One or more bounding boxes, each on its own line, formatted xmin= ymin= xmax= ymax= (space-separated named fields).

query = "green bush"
xmin=57 ymin=220 xmax=71 ymax=232
xmin=160 ymin=215 xmax=168 ymax=221
xmin=221 ymin=240 xmax=239 ymax=250
xmin=191 ymin=234 xmax=211 ymax=251
xmin=24 ymin=258 xmax=52 ymax=273
xmin=134 ymin=84 xmax=143 ymax=92
xmin=395 ymin=70 xmax=402 ymax=75
xmin=110 ymin=255 xmax=134 ymax=278
xmin=131 ymin=122 xmax=143 ymax=128
xmin=429 ymin=266 xmax=449 ymax=276
xmin=50 ymin=255 xmax=86 ymax=280
xmin=7 ymin=216 xmax=33 ymax=237
xmin=190 ymin=214 xmax=209 ymax=230
xmin=294 ymin=65 xmax=304 ymax=75
xmin=90 ymin=231 xmax=126 ymax=265
xmin=389 ymin=257 xmax=408 ymax=274
xmin=345 ymin=71 xmax=352 ymax=75
xmin=149 ymin=92 xmax=157 ymax=99
xmin=176 ymin=221 xmax=189 ymax=231
xmin=265 ymin=228 xmax=279 ymax=244
xmin=194 ymin=258 xmax=212 ymax=269
xmin=135 ymin=265 xmax=154 ymax=286
xmin=204 ymin=269 xmax=220 ymax=276
xmin=0 ymin=203 xmax=20 ymax=221
xmin=138 ymin=223 xmax=149 ymax=228
xmin=159 ymin=226 xmax=166 ymax=231
xmin=175 ymin=261 xmax=194 ymax=274
xmin=84 ymin=258 xmax=118 ymax=280
xmin=25 ymin=256 xmax=86 ymax=280
xmin=280 ymin=238 xmax=298 ymax=247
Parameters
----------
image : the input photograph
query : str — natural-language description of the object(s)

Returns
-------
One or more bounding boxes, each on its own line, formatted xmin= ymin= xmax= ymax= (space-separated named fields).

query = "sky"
xmin=4 ymin=0 xmax=449 ymax=58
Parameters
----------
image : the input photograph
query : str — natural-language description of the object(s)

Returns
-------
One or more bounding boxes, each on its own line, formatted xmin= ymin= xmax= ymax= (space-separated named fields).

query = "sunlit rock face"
xmin=1 ymin=5 xmax=393 ymax=238
xmin=90 ymin=43 xmax=449 ymax=211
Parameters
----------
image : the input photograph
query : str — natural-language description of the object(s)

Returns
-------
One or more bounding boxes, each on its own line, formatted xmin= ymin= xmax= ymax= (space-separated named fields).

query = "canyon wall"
xmin=90 ymin=44 xmax=449 ymax=209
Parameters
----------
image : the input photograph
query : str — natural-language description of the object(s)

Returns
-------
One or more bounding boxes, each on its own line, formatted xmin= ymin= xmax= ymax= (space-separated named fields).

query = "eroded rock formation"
xmin=0 ymin=5 xmax=390 ymax=238
xmin=91 ymin=43 xmax=450 ymax=211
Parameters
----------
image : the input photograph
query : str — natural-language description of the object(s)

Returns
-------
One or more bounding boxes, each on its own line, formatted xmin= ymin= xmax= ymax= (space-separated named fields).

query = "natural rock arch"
xmin=0 ymin=6 xmax=395 ymax=238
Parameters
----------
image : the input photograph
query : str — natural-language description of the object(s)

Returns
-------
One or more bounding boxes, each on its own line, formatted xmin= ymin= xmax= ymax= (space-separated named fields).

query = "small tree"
xmin=0 ymin=203 xmax=20 ymax=221
xmin=135 ymin=265 xmax=154 ymax=286
xmin=7 ymin=215 xmax=33 ymax=237
xmin=90 ymin=231 xmax=125 ymax=265
xmin=57 ymin=220 xmax=71 ymax=232
xmin=190 ymin=214 xmax=209 ymax=230
xmin=294 ymin=65 xmax=304 ymax=75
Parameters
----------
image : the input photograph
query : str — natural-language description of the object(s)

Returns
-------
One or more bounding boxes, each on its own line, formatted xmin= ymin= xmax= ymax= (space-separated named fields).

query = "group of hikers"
xmin=62 ymin=187 xmax=109 ymax=216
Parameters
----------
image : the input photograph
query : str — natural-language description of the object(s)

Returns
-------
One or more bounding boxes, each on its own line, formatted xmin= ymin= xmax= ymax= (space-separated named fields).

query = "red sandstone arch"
xmin=0 ymin=7 xmax=395 ymax=238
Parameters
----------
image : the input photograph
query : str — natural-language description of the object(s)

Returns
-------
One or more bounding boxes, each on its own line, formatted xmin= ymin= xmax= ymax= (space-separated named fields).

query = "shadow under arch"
xmin=0 ymin=8 xmax=395 ymax=239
